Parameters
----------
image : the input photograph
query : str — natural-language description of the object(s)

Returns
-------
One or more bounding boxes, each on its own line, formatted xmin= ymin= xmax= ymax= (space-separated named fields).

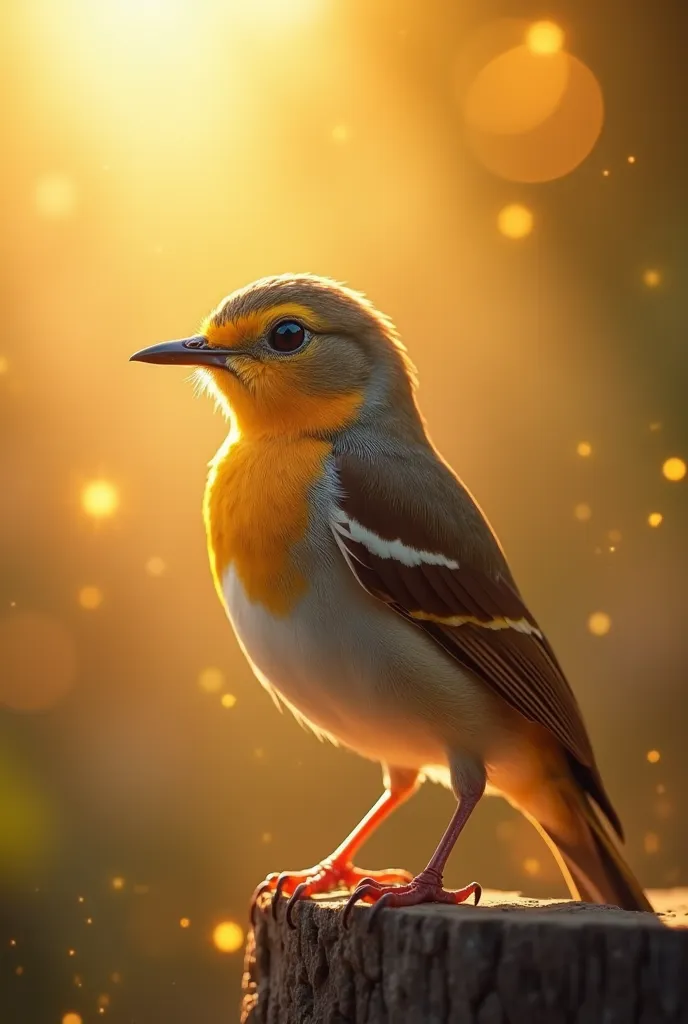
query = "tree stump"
xmin=241 ymin=889 xmax=688 ymax=1023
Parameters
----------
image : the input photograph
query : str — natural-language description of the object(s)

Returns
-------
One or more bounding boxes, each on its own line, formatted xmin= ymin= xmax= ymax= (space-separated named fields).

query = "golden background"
xmin=0 ymin=0 xmax=686 ymax=1021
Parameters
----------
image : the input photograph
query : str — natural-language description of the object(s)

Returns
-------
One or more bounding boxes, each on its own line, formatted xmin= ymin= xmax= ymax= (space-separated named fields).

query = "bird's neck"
xmin=203 ymin=432 xmax=331 ymax=617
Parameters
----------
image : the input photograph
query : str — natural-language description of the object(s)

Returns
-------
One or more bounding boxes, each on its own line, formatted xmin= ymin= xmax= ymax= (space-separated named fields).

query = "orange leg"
xmin=252 ymin=767 xmax=420 ymax=927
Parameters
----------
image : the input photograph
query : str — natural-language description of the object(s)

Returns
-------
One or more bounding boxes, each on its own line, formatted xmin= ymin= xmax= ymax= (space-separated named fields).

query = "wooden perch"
xmin=242 ymin=889 xmax=687 ymax=1023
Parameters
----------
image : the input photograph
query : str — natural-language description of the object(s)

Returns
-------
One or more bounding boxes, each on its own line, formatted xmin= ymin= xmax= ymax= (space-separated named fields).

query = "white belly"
xmin=221 ymin=561 xmax=496 ymax=775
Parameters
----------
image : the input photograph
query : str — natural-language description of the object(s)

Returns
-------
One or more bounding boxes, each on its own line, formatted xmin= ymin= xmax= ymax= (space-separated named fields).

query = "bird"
xmin=130 ymin=272 xmax=652 ymax=925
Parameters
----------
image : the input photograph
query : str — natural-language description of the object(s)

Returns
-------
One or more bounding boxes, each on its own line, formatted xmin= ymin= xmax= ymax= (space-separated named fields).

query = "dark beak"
xmin=129 ymin=336 xmax=242 ymax=368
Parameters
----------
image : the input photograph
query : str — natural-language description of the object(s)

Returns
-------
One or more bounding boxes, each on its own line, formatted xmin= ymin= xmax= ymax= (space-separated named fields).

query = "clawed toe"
xmin=342 ymin=872 xmax=481 ymax=928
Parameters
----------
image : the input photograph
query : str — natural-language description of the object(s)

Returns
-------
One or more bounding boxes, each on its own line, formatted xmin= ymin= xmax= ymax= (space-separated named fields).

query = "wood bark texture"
xmin=241 ymin=889 xmax=688 ymax=1024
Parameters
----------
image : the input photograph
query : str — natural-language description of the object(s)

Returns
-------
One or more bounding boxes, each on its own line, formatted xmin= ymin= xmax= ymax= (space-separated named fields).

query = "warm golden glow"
xmin=643 ymin=831 xmax=660 ymax=854
xmin=198 ymin=667 xmax=224 ymax=694
xmin=62 ymin=1014 xmax=82 ymax=1024
xmin=587 ymin=611 xmax=611 ymax=636
xmin=464 ymin=46 xmax=569 ymax=136
xmin=648 ymin=512 xmax=663 ymax=528
xmin=574 ymin=503 xmax=592 ymax=521
xmin=331 ymin=124 xmax=351 ymax=144
xmin=220 ymin=693 xmax=237 ymax=708
xmin=662 ymin=457 xmax=686 ymax=481
xmin=647 ymin=749 xmax=661 ymax=764
xmin=145 ymin=557 xmax=166 ymax=577
xmin=212 ymin=921 xmax=244 ymax=953
xmin=525 ymin=21 xmax=564 ymax=55
xmin=576 ymin=441 xmax=592 ymax=457
xmin=607 ymin=528 xmax=622 ymax=543
xmin=78 ymin=586 xmax=103 ymax=610
xmin=0 ymin=356 xmax=8 ymax=375
xmin=180 ymin=917 xmax=190 ymax=928
xmin=522 ymin=857 xmax=541 ymax=876
xmin=628 ymin=155 xmax=636 ymax=164
xmin=35 ymin=173 xmax=77 ymax=219
xmin=81 ymin=480 xmax=119 ymax=519
xmin=97 ymin=995 xmax=111 ymax=1010
xmin=111 ymin=876 xmax=125 ymax=891
xmin=643 ymin=269 xmax=661 ymax=288
xmin=497 ymin=203 xmax=533 ymax=239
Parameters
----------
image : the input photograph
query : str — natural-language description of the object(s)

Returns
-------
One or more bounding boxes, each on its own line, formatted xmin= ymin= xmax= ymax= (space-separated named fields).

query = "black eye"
xmin=268 ymin=320 xmax=306 ymax=352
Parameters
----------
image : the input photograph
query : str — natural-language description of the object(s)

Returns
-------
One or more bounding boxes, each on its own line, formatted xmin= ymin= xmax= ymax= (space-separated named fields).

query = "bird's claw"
xmin=249 ymin=861 xmax=413 ymax=929
xmin=342 ymin=870 xmax=482 ymax=929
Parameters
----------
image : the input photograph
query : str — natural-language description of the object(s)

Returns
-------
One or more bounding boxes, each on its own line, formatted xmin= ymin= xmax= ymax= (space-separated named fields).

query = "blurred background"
xmin=1 ymin=0 xmax=686 ymax=1020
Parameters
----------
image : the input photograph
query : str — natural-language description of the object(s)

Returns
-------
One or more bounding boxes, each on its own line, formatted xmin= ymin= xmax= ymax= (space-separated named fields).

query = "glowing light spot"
xmin=627 ymin=155 xmax=636 ymax=164
xmin=15 ymin=965 xmax=24 ymax=975
xmin=9 ymin=939 xmax=16 ymax=947
xmin=662 ymin=457 xmax=686 ymax=482
xmin=62 ymin=1014 xmax=82 ymax=1024
xmin=261 ymin=831 xmax=273 ymax=844
xmin=111 ymin=876 xmax=125 ymax=891
xmin=0 ymin=356 xmax=8 ymax=374
xmin=180 ymin=917 xmax=190 ymax=928
xmin=574 ymin=503 xmax=592 ymax=522
xmin=77 ymin=896 xmax=84 ymax=903
xmin=198 ymin=667 xmax=224 ymax=694
xmin=331 ymin=124 xmax=351 ymax=144
xmin=523 ymin=857 xmax=541 ymax=876
xmin=644 ymin=832 xmax=659 ymax=854
xmin=81 ymin=480 xmax=119 ymax=519
xmin=602 ymin=169 xmax=610 ymax=177
xmin=646 ymin=749 xmax=661 ymax=764
xmin=110 ymin=973 xmax=121 ymax=984
xmin=464 ymin=45 xmax=569 ymax=136
xmin=98 ymin=995 xmax=111 ymax=1010
xmin=643 ymin=269 xmax=661 ymax=288
xmin=587 ymin=611 xmax=611 ymax=637
xmin=212 ymin=920 xmax=244 ymax=953
xmin=608 ymin=529 xmax=622 ymax=543
xmin=78 ymin=586 xmax=103 ymax=610
xmin=254 ymin=747 xmax=265 ymax=760
xmin=656 ymin=783 xmax=666 ymax=794
xmin=497 ymin=203 xmax=533 ymax=239
xmin=145 ymin=557 xmax=166 ymax=577
xmin=34 ymin=174 xmax=77 ymax=219
xmin=649 ymin=422 xmax=662 ymax=432
xmin=0 ymin=612 xmax=76 ymax=711
xmin=220 ymin=693 xmax=237 ymax=709
xmin=73 ymin=975 xmax=83 ymax=988
xmin=648 ymin=513 xmax=663 ymax=528
xmin=525 ymin=20 xmax=564 ymax=55
xmin=68 ymin=949 xmax=76 ymax=957
xmin=576 ymin=441 xmax=592 ymax=457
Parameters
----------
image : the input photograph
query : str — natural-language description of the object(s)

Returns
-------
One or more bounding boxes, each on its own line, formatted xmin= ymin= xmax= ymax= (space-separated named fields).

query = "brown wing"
xmin=332 ymin=450 xmax=622 ymax=838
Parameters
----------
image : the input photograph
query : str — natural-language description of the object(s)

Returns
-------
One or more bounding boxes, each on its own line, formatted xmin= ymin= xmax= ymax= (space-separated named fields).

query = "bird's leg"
xmin=252 ymin=767 xmax=420 ymax=926
xmin=343 ymin=758 xmax=486 ymax=927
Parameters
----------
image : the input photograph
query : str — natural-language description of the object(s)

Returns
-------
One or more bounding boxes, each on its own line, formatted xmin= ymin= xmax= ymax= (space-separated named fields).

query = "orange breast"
xmin=204 ymin=435 xmax=332 ymax=617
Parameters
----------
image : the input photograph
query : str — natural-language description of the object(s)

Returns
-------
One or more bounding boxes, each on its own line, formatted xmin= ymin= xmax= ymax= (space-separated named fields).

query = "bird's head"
xmin=130 ymin=274 xmax=422 ymax=440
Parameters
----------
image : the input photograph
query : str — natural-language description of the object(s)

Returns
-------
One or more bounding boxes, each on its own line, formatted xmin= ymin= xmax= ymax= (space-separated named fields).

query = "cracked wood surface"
xmin=241 ymin=889 xmax=688 ymax=1024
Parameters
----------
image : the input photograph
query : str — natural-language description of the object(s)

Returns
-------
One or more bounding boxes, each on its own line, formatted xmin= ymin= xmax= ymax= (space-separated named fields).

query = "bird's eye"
xmin=268 ymin=320 xmax=307 ymax=353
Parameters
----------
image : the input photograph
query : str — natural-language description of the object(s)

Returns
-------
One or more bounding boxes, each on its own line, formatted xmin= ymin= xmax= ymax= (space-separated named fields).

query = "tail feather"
xmin=528 ymin=784 xmax=653 ymax=912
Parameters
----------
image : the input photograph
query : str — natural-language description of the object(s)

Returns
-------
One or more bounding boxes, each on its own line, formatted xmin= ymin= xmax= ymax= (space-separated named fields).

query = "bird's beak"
xmin=129 ymin=336 xmax=245 ymax=368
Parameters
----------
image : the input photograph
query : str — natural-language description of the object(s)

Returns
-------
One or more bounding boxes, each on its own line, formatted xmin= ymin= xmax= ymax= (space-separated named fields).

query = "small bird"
xmin=131 ymin=273 xmax=652 ymax=923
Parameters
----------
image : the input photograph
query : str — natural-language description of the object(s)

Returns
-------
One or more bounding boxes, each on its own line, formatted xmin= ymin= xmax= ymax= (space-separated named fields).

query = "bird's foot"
xmin=342 ymin=867 xmax=481 ymax=929
xmin=251 ymin=859 xmax=413 ymax=928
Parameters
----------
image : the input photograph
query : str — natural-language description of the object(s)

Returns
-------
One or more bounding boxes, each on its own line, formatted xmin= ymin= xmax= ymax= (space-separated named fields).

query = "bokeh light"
xmin=81 ymin=480 xmax=120 ymax=519
xmin=523 ymin=857 xmax=541 ymax=876
xmin=643 ymin=269 xmax=662 ymax=288
xmin=463 ymin=46 xmax=569 ymax=136
xmin=497 ymin=203 xmax=533 ymax=239
xmin=647 ymin=750 xmax=661 ymax=764
xmin=0 ymin=355 xmax=9 ymax=374
xmin=220 ymin=693 xmax=237 ymax=709
xmin=574 ymin=502 xmax=592 ymax=521
xmin=179 ymin=917 xmax=190 ymax=928
xmin=212 ymin=921 xmax=244 ymax=954
xmin=145 ymin=557 xmax=166 ymax=576
xmin=662 ymin=457 xmax=686 ymax=482
xmin=0 ymin=613 xmax=76 ymax=712
xmin=644 ymin=832 xmax=660 ymax=854
xmin=111 ymin=877 xmax=125 ymax=891
xmin=78 ymin=586 xmax=103 ymax=610
xmin=525 ymin=21 xmax=564 ymax=55
xmin=587 ymin=611 xmax=611 ymax=636
xmin=34 ymin=173 xmax=77 ymax=219
xmin=198 ymin=667 xmax=224 ymax=694
xmin=576 ymin=441 xmax=592 ymax=457
xmin=648 ymin=512 xmax=663 ymax=527
xmin=62 ymin=1014 xmax=82 ymax=1024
